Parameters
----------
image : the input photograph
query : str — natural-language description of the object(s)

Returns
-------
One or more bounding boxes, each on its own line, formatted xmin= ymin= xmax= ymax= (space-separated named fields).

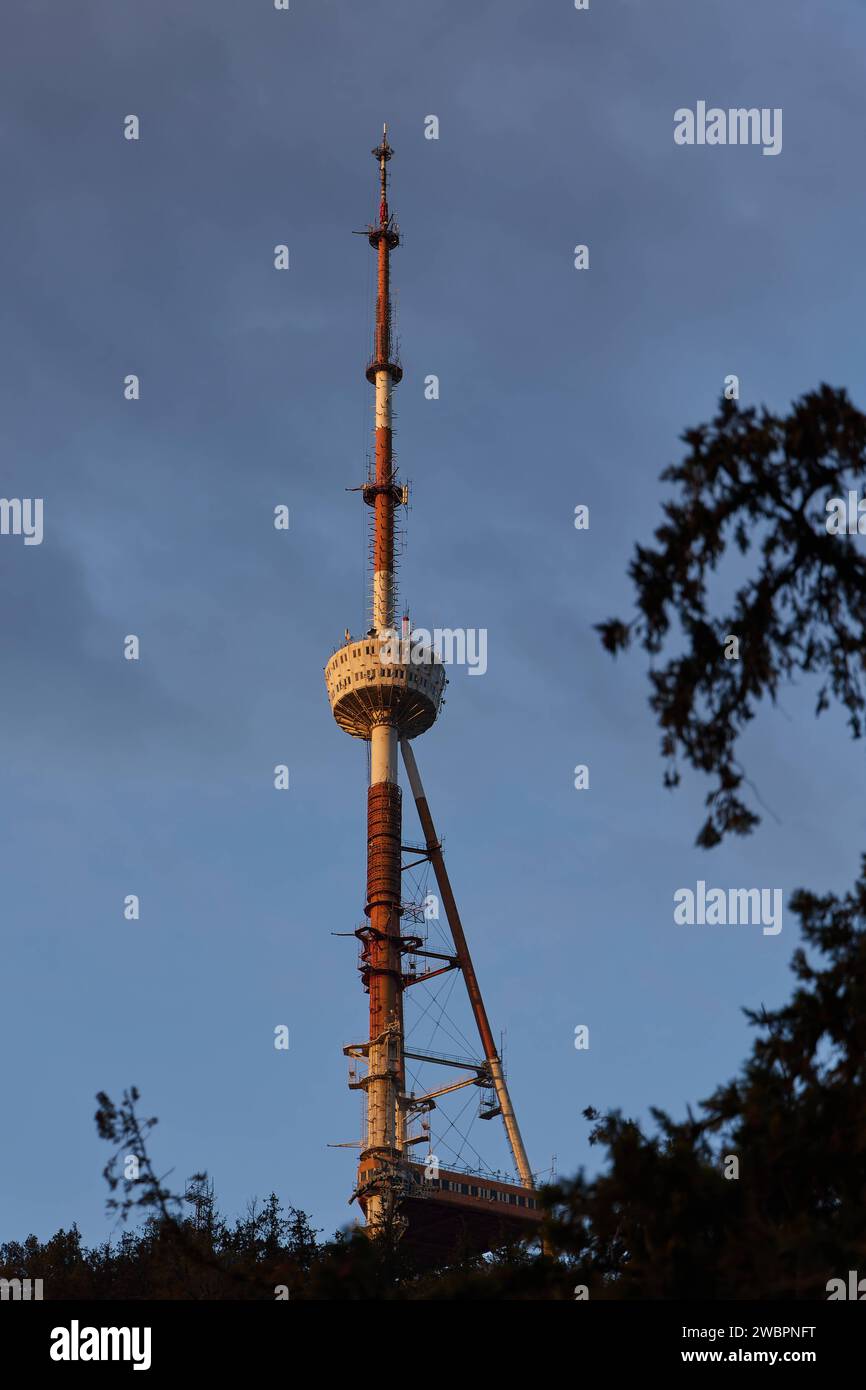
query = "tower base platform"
xmin=359 ymin=1161 xmax=544 ymax=1266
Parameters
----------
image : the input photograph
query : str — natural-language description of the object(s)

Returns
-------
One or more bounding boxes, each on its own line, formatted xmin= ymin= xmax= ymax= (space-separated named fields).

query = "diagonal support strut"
xmin=399 ymin=737 xmax=535 ymax=1190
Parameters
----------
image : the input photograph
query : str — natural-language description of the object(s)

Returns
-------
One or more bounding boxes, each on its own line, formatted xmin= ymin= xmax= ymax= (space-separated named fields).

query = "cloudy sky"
xmin=2 ymin=0 xmax=865 ymax=1245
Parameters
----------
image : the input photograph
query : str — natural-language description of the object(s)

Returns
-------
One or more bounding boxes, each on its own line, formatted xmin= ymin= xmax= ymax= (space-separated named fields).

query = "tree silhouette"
xmin=554 ymin=384 xmax=866 ymax=1297
xmin=597 ymin=385 xmax=866 ymax=846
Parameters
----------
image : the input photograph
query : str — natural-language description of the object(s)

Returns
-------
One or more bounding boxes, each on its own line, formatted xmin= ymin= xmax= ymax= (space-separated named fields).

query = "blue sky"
xmin=2 ymin=0 xmax=866 ymax=1246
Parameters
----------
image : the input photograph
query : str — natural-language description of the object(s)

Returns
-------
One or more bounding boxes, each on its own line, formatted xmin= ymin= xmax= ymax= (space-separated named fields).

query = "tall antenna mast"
xmin=368 ymin=121 xmax=401 ymax=635
xmin=324 ymin=133 xmax=540 ymax=1258
xmin=358 ymin=120 xmax=403 ymax=1230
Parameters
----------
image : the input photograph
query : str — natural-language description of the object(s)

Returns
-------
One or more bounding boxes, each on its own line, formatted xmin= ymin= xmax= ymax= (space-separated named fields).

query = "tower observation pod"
xmin=324 ymin=130 xmax=541 ymax=1262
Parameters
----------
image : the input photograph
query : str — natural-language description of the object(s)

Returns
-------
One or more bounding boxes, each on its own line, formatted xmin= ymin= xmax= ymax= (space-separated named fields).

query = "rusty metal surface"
xmin=366 ymin=781 xmax=402 ymax=915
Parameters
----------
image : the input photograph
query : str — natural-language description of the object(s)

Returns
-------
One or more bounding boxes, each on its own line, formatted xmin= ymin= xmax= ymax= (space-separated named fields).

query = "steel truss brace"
xmin=399 ymin=738 xmax=536 ymax=1191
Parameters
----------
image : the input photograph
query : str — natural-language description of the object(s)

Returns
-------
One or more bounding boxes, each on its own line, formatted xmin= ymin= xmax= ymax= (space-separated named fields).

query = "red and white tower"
xmin=325 ymin=131 xmax=540 ymax=1257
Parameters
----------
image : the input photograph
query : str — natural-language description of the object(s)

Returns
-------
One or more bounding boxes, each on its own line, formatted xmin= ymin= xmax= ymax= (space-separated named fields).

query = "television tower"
xmin=324 ymin=130 xmax=540 ymax=1256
